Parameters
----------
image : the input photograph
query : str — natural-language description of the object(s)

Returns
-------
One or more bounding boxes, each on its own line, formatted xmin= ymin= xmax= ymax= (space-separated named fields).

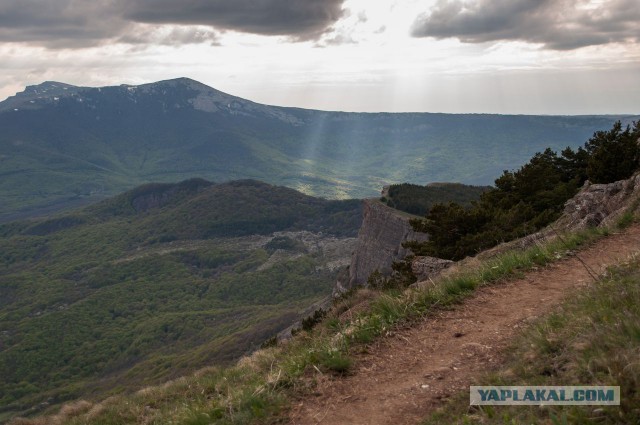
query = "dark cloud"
xmin=0 ymin=0 xmax=130 ymax=47
xmin=0 ymin=0 xmax=346 ymax=48
xmin=123 ymin=0 xmax=346 ymax=40
xmin=411 ymin=0 xmax=640 ymax=50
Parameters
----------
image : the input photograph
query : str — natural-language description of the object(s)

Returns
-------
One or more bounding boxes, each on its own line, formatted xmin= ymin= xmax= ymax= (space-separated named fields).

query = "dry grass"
xmin=9 ymin=400 xmax=93 ymax=425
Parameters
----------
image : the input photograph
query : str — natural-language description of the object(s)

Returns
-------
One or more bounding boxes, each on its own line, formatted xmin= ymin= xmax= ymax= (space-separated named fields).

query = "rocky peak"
xmin=23 ymin=81 xmax=79 ymax=95
xmin=1 ymin=81 xmax=82 ymax=111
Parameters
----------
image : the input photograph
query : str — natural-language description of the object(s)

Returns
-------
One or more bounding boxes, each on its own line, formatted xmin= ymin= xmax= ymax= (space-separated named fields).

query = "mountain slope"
xmin=0 ymin=179 xmax=362 ymax=421
xmin=1 ymin=77 xmax=637 ymax=221
xmin=15 ymin=202 xmax=640 ymax=425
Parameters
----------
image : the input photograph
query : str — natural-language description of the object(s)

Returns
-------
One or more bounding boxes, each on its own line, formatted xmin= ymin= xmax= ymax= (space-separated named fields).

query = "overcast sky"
xmin=1 ymin=0 xmax=638 ymax=114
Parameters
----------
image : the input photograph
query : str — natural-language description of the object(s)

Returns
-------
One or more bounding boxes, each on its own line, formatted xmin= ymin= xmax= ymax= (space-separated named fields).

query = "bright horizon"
xmin=1 ymin=0 xmax=639 ymax=115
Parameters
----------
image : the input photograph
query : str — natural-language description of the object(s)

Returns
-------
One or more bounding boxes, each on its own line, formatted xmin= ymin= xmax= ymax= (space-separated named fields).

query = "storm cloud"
xmin=0 ymin=0 xmax=346 ymax=48
xmin=0 ymin=0 xmax=129 ymax=47
xmin=123 ymin=0 xmax=345 ymax=40
xmin=411 ymin=0 xmax=640 ymax=50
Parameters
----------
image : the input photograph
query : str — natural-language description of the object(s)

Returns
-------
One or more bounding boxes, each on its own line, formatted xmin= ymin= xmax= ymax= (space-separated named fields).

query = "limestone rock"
xmin=338 ymin=199 xmax=428 ymax=293
xmin=559 ymin=174 xmax=640 ymax=230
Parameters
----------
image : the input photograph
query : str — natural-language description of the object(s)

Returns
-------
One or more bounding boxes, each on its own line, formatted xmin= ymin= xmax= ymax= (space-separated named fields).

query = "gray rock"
xmin=559 ymin=174 xmax=640 ymax=230
xmin=411 ymin=256 xmax=453 ymax=282
xmin=338 ymin=199 xmax=428 ymax=293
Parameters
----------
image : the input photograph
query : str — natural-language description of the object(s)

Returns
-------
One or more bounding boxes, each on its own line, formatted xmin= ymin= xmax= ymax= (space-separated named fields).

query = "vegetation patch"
xmin=0 ymin=180 xmax=361 ymax=422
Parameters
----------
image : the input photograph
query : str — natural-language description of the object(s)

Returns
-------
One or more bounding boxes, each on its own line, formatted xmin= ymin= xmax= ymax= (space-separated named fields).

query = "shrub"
xmin=301 ymin=309 xmax=327 ymax=332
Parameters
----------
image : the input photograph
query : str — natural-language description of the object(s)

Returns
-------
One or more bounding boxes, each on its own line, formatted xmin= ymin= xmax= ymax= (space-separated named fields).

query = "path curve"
xmin=289 ymin=224 xmax=640 ymax=425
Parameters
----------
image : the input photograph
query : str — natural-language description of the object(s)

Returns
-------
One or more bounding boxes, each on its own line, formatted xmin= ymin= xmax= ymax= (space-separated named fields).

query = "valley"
xmin=0 ymin=179 xmax=363 ymax=421
xmin=1 ymin=78 xmax=636 ymax=221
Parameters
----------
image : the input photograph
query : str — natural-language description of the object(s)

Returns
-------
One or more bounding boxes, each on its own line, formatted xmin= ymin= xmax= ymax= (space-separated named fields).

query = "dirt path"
xmin=289 ymin=224 xmax=640 ymax=425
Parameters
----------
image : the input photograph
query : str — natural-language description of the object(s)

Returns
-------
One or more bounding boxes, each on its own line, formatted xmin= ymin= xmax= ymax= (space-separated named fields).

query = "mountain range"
xmin=1 ymin=77 xmax=637 ymax=221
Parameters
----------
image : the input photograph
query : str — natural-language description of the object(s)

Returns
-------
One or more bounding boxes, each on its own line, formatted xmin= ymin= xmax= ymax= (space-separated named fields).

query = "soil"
xmin=288 ymin=224 xmax=640 ymax=425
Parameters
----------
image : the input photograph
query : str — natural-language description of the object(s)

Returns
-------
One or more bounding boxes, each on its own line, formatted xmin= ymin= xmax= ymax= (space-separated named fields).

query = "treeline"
xmin=382 ymin=183 xmax=488 ymax=216
xmin=406 ymin=121 xmax=640 ymax=260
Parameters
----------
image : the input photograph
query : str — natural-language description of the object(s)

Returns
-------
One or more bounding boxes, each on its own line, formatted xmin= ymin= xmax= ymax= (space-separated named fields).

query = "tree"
xmin=585 ymin=121 xmax=640 ymax=184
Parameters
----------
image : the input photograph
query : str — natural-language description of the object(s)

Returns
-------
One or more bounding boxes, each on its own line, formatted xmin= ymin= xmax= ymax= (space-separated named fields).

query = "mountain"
xmin=0 ymin=179 xmax=362 ymax=421
xmin=1 ymin=77 xmax=637 ymax=221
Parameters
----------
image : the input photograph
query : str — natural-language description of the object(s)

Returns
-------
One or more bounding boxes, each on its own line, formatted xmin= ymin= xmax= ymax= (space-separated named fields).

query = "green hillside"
xmin=1 ymin=78 xmax=636 ymax=221
xmin=0 ymin=179 xmax=362 ymax=422
xmin=382 ymin=182 xmax=489 ymax=216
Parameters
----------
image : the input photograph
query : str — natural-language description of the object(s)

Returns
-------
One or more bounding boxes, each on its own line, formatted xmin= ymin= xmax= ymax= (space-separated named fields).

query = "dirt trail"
xmin=289 ymin=224 xmax=640 ymax=425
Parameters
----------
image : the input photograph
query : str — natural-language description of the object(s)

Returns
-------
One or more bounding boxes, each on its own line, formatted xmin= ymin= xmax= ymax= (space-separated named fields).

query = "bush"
xmin=301 ymin=309 xmax=327 ymax=332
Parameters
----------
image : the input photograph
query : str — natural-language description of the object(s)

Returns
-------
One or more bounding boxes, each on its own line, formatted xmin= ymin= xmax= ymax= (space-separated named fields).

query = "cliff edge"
xmin=335 ymin=199 xmax=428 ymax=294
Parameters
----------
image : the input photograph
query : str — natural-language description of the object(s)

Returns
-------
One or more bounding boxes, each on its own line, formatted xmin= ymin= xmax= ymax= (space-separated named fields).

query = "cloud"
xmin=0 ymin=0 xmax=346 ymax=48
xmin=0 ymin=0 xmax=130 ymax=48
xmin=411 ymin=0 xmax=640 ymax=50
xmin=118 ymin=25 xmax=221 ymax=47
xmin=123 ymin=0 xmax=346 ymax=40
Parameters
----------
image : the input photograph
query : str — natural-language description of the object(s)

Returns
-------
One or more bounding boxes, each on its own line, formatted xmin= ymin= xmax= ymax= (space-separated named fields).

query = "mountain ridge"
xmin=6 ymin=77 xmax=639 ymax=116
xmin=1 ymin=77 xmax=638 ymax=221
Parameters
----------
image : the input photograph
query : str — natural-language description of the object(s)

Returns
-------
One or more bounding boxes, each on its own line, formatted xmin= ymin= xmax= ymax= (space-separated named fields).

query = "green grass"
xmin=423 ymin=257 xmax=640 ymax=425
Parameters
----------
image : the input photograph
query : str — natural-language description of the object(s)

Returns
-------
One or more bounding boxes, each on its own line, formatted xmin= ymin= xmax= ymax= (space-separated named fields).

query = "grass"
xmin=15 ymin=220 xmax=618 ymax=425
xmin=423 ymin=256 xmax=640 ymax=425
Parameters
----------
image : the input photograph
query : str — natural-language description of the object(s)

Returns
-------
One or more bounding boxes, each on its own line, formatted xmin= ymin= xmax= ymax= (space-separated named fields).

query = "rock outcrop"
xmin=471 ymin=173 xmax=640 ymax=263
xmin=559 ymin=175 xmax=640 ymax=230
xmin=411 ymin=256 xmax=454 ymax=282
xmin=335 ymin=199 xmax=428 ymax=294
xmin=339 ymin=173 xmax=640 ymax=294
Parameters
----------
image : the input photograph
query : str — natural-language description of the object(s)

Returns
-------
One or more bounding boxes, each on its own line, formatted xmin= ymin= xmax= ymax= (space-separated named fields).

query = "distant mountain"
xmin=1 ymin=77 xmax=637 ymax=220
xmin=0 ymin=179 xmax=362 ymax=421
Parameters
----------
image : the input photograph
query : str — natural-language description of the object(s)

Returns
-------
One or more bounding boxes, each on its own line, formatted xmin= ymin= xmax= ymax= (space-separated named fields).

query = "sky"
xmin=1 ymin=0 xmax=639 ymax=115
